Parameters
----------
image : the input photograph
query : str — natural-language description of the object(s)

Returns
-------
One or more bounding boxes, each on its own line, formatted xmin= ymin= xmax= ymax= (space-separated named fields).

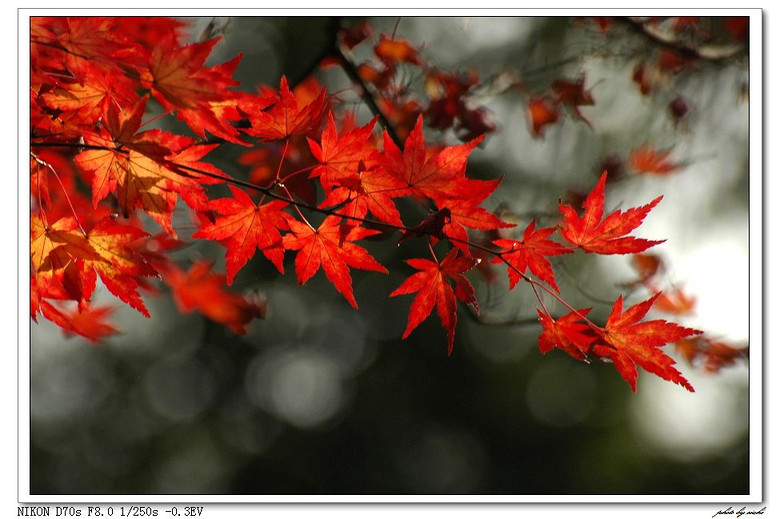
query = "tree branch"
xmin=618 ymin=17 xmax=747 ymax=62
xmin=335 ymin=46 xmax=404 ymax=149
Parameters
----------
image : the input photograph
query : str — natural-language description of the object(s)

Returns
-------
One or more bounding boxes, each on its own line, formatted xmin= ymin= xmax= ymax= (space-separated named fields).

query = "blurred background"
xmin=29 ymin=16 xmax=750 ymax=495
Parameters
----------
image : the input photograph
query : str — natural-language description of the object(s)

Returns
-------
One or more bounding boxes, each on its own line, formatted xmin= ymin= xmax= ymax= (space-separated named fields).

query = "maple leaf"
xmin=493 ymin=220 xmax=572 ymax=292
xmin=379 ymin=114 xmax=483 ymax=203
xmin=537 ymin=308 xmax=596 ymax=361
xmin=33 ymin=212 xmax=159 ymax=317
xmin=558 ymin=171 xmax=665 ymax=254
xmin=425 ymin=69 xmax=479 ymax=130
xmin=434 ymin=178 xmax=514 ymax=254
xmin=74 ymin=97 xmax=206 ymax=235
xmin=390 ymin=248 xmax=479 ymax=355
xmin=652 ymin=285 xmax=697 ymax=315
xmin=340 ymin=20 xmax=373 ymax=49
xmin=630 ymin=253 xmax=664 ymax=283
xmin=165 ymin=143 xmax=232 ymax=199
xmin=32 ymin=17 xmax=132 ymax=79
xmin=551 ymin=77 xmax=594 ymax=127
xmin=143 ymin=37 xmax=229 ymax=109
xmin=628 ymin=145 xmax=684 ymax=176
xmin=244 ymin=76 xmax=327 ymax=141
xmin=374 ymin=35 xmax=424 ymax=65
xmin=193 ymin=185 xmax=290 ymax=285
xmin=594 ymin=293 xmax=700 ymax=392
xmin=526 ymin=96 xmax=559 ymax=137
xmin=162 ymin=261 xmax=267 ymax=335
xmin=31 ymin=215 xmax=84 ymax=273
xmin=307 ymin=113 xmax=379 ymax=193
xmin=675 ymin=336 xmax=748 ymax=373
xmin=131 ymin=34 xmax=249 ymax=143
xmin=81 ymin=218 xmax=158 ymax=316
xmin=319 ymin=161 xmax=407 ymax=227
xmin=40 ymin=301 xmax=118 ymax=343
xmin=282 ymin=216 xmax=388 ymax=309
xmin=38 ymin=64 xmax=138 ymax=126
xmin=162 ymin=55 xmax=250 ymax=145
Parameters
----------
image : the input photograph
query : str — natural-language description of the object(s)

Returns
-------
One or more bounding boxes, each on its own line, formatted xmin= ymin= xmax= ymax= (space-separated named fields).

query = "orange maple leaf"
xmin=628 ymin=145 xmax=684 ymax=176
xmin=526 ymin=96 xmax=560 ymax=137
xmin=374 ymin=35 xmax=423 ymax=65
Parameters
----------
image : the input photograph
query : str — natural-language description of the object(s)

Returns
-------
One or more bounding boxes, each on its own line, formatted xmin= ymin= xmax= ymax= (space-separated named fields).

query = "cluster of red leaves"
xmin=344 ymin=26 xmax=496 ymax=142
xmin=578 ymin=16 xmax=746 ymax=135
xmin=31 ymin=17 xmax=268 ymax=338
xmin=623 ymin=254 xmax=749 ymax=374
xmin=29 ymin=16 xmax=731 ymax=392
xmin=624 ymin=17 xmax=748 ymax=99
xmin=511 ymin=172 xmax=700 ymax=392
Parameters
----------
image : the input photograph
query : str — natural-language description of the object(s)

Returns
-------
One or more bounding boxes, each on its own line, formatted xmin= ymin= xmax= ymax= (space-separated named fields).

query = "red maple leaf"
xmin=319 ymin=161 xmax=407 ymax=227
xmin=31 ymin=213 xmax=100 ymax=311
xmin=138 ymin=36 xmax=249 ymax=144
xmin=142 ymin=37 xmax=229 ymax=108
xmin=244 ymin=75 xmax=327 ymax=141
xmin=436 ymin=178 xmax=514 ymax=254
xmin=390 ymin=248 xmax=479 ymax=355
xmin=38 ymin=63 xmax=138 ymax=126
xmin=162 ymin=261 xmax=267 ymax=335
xmin=558 ymin=171 xmax=665 ymax=254
xmin=193 ymin=185 xmax=290 ymax=284
xmin=40 ymin=301 xmax=119 ymax=343
xmin=537 ymin=308 xmax=596 ymax=361
xmin=307 ymin=113 xmax=379 ymax=193
xmin=282 ymin=216 xmax=388 ymax=308
xmin=493 ymin=220 xmax=572 ymax=291
xmin=675 ymin=336 xmax=748 ymax=373
xmin=32 ymin=17 xmax=133 ymax=80
xmin=379 ymin=114 xmax=483 ymax=203
xmin=594 ymin=293 xmax=700 ymax=392
xmin=74 ymin=97 xmax=207 ymax=235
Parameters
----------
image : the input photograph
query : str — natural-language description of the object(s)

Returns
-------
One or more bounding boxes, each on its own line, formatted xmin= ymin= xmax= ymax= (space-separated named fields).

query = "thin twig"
xmin=335 ymin=48 xmax=403 ymax=149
